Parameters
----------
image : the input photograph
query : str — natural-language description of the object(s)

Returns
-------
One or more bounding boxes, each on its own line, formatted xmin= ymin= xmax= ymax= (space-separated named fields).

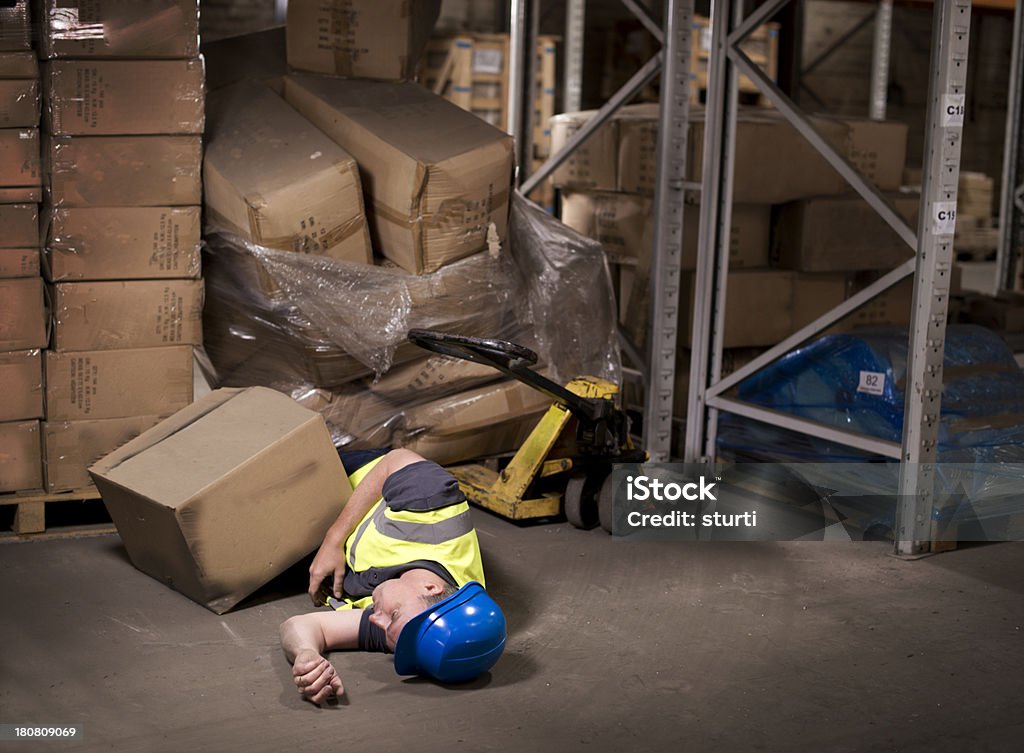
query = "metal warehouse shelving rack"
xmin=511 ymin=0 xmax=980 ymax=555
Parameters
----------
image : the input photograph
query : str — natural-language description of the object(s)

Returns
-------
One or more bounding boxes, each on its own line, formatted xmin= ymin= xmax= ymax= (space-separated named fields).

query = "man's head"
xmin=367 ymin=569 xmax=456 ymax=651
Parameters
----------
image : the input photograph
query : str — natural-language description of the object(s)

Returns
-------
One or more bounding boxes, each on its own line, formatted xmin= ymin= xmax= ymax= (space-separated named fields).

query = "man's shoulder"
xmin=383 ymin=460 xmax=466 ymax=513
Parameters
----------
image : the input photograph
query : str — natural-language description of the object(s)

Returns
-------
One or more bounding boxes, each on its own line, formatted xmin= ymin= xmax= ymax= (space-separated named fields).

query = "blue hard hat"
xmin=393 ymin=581 xmax=507 ymax=684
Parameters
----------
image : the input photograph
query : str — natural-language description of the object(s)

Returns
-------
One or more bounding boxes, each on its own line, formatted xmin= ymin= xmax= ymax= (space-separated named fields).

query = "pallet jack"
xmin=408 ymin=330 xmax=647 ymax=532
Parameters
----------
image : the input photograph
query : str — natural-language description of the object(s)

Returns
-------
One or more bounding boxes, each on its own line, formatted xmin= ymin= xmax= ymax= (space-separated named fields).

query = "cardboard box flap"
xmin=95 ymin=387 xmax=316 ymax=507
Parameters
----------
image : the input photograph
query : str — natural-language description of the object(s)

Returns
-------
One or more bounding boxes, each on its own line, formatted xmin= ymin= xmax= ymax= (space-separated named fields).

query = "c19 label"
xmin=933 ymin=201 xmax=957 ymax=235
xmin=942 ymin=94 xmax=965 ymax=127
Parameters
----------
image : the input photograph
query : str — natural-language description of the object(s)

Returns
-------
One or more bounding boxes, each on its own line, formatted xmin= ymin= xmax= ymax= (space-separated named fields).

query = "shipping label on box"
xmin=0 ymin=127 xmax=40 ymax=190
xmin=550 ymin=110 xmax=618 ymax=191
xmin=773 ymin=193 xmax=919 ymax=272
xmin=284 ymin=74 xmax=513 ymax=274
xmin=89 ymin=387 xmax=351 ymax=614
xmin=0 ymin=202 xmax=37 ymax=248
xmin=0 ymin=248 xmax=39 ymax=278
xmin=45 ymin=345 xmax=193 ymax=421
xmin=43 ymin=415 xmax=163 ymax=493
xmin=45 ymin=135 xmax=202 ymax=206
xmin=0 ymin=349 xmax=43 ymax=422
xmin=204 ymin=81 xmax=371 ymax=266
xmin=52 ymin=279 xmax=203 ymax=351
xmin=0 ymin=420 xmax=42 ymax=492
xmin=39 ymin=0 xmax=199 ymax=59
xmin=45 ymin=59 xmax=205 ymax=136
xmin=0 ymin=277 xmax=47 ymax=350
xmin=44 ymin=206 xmax=201 ymax=281
xmin=286 ymin=0 xmax=441 ymax=81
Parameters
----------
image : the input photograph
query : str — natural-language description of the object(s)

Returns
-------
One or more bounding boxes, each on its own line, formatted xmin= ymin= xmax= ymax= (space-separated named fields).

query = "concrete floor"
xmin=1 ymin=511 xmax=1022 ymax=753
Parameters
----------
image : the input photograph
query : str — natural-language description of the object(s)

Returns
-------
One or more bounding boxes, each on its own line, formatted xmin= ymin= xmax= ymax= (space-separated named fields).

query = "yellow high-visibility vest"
xmin=331 ymin=456 xmax=485 ymax=611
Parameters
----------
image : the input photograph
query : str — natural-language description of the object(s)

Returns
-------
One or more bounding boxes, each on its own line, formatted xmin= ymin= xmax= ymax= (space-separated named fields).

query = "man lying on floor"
xmin=279 ymin=448 xmax=507 ymax=704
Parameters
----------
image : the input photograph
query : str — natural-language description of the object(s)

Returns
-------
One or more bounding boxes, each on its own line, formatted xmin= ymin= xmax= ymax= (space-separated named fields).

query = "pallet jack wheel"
xmin=598 ymin=472 xmax=627 ymax=535
xmin=564 ymin=474 xmax=600 ymax=530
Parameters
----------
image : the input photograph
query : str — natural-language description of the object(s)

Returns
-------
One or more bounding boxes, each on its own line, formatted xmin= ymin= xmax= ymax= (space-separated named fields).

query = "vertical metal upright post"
xmin=895 ymin=0 xmax=971 ymax=556
xmin=508 ymin=0 xmax=528 ymax=177
xmin=869 ymin=0 xmax=894 ymax=120
xmin=564 ymin=0 xmax=586 ymax=113
xmin=683 ymin=0 xmax=732 ymax=463
xmin=997 ymin=0 xmax=1024 ymax=291
xmin=642 ymin=0 xmax=694 ymax=461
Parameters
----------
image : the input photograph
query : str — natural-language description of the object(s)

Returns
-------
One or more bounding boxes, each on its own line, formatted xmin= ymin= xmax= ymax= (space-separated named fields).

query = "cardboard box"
xmin=672 ymin=347 xmax=767 ymax=418
xmin=43 ymin=206 xmax=201 ymax=281
xmin=45 ymin=135 xmax=202 ymax=206
xmin=204 ymin=81 xmax=371 ymax=264
xmin=791 ymin=273 xmax=848 ymax=331
xmin=38 ymin=0 xmax=200 ymax=59
xmin=0 ymin=1 xmax=31 ymax=52
xmin=819 ymin=116 xmax=908 ymax=192
xmin=679 ymin=270 xmax=793 ymax=348
xmin=286 ymin=0 xmax=441 ymax=81
xmin=549 ymin=111 xmax=618 ymax=191
xmin=0 ymin=202 xmax=37 ymax=247
xmin=202 ymin=27 xmax=286 ymax=93
xmin=44 ymin=59 xmax=205 ymax=136
xmin=0 ymin=186 xmax=39 ymax=202
xmin=0 ymin=248 xmax=38 ymax=277
xmin=0 ymin=420 xmax=41 ymax=492
xmin=560 ymin=190 xmax=770 ymax=269
xmin=0 ymin=349 xmax=42 ymax=422
xmin=0 ymin=51 xmax=39 ymax=127
xmin=51 ymin=279 xmax=203 ymax=351
xmin=402 ymin=378 xmax=552 ymax=465
xmin=43 ymin=415 xmax=163 ymax=492
xmin=837 ymin=273 xmax=914 ymax=331
xmin=367 ymin=354 xmax=500 ymax=403
xmin=0 ymin=127 xmax=40 ymax=191
xmin=45 ymin=345 xmax=193 ymax=421
xmin=0 ymin=277 xmax=46 ymax=350
xmin=284 ymin=74 xmax=513 ymax=274
xmin=963 ymin=292 xmax=1024 ymax=333
xmin=616 ymin=108 xmax=850 ymax=203
xmin=89 ymin=386 xmax=351 ymax=614
xmin=773 ymin=193 xmax=919 ymax=272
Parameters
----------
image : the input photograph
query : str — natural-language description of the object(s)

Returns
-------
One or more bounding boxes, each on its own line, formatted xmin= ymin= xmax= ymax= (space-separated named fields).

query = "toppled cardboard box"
xmin=44 ymin=415 xmax=162 ymax=492
xmin=45 ymin=135 xmax=202 ymax=206
xmin=0 ymin=420 xmax=41 ymax=493
xmin=286 ymin=0 xmax=441 ymax=81
xmin=89 ymin=386 xmax=351 ymax=614
xmin=560 ymin=190 xmax=769 ymax=269
xmin=44 ymin=206 xmax=201 ymax=281
xmin=45 ymin=345 xmax=193 ymax=420
xmin=44 ymin=59 xmax=205 ymax=136
xmin=773 ymin=193 xmax=919 ymax=272
xmin=51 ymin=279 xmax=203 ymax=351
xmin=0 ymin=127 xmax=40 ymax=192
xmin=0 ymin=277 xmax=47 ymax=350
xmin=0 ymin=349 xmax=42 ymax=422
xmin=0 ymin=202 xmax=37 ymax=248
xmin=0 ymin=248 xmax=38 ymax=278
xmin=284 ymin=74 xmax=513 ymax=274
xmin=0 ymin=51 xmax=39 ymax=128
xmin=549 ymin=111 xmax=618 ymax=191
xmin=37 ymin=0 xmax=199 ymax=59
xmin=204 ymin=81 xmax=371 ymax=265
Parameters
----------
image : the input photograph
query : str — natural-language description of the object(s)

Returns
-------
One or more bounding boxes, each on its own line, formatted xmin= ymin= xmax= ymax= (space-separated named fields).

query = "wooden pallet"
xmin=0 ymin=486 xmax=113 ymax=539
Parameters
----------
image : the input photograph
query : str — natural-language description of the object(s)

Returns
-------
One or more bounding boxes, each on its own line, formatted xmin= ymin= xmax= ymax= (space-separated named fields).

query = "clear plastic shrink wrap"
xmin=202 ymin=195 xmax=620 ymax=457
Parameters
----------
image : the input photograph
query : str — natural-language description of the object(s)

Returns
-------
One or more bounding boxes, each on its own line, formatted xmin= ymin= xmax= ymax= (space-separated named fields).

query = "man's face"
xmin=368 ymin=573 xmax=436 ymax=651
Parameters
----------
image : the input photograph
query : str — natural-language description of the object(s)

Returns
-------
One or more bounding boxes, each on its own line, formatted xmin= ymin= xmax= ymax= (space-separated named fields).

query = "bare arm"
xmin=307 ymin=448 xmax=427 ymax=603
xmin=280 ymin=610 xmax=365 ymax=704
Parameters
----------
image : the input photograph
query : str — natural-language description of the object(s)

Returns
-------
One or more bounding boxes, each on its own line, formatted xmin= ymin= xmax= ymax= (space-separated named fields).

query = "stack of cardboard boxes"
xmin=0 ymin=0 xmax=45 ymax=493
xmin=551 ymin=104 xmax=915 ymax=417
xmin=34 ymin=0 xmax=204 ymax=493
